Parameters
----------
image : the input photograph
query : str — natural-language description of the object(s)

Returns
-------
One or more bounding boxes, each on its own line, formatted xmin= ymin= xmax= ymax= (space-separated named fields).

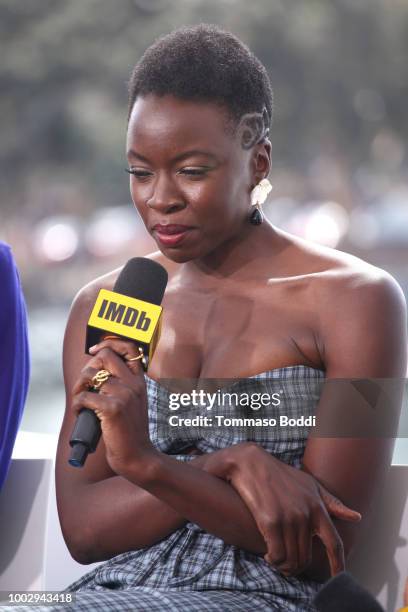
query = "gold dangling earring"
xmin=249 ymin=178 xmax=273 ymax=225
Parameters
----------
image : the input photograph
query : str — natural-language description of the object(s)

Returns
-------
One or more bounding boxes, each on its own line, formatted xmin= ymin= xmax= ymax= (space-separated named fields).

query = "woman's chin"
xmin=157 ymin=244 xmax=198 ymax=264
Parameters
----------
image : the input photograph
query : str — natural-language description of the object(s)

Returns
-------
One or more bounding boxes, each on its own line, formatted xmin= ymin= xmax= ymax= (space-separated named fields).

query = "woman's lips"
xmin=153 ymin=225 xmax=194 ymax=247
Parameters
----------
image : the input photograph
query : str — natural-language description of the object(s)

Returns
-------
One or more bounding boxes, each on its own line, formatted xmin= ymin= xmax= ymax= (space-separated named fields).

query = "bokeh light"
xmin=34 ymin=219 xmax=79 ymax=262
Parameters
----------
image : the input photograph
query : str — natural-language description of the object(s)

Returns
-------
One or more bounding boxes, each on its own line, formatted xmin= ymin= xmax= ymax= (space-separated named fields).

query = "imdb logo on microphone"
xmin=98 ymin=296 xmax=152 ymax=331
xmin=87 ymin=288 xmax=163 ymax=346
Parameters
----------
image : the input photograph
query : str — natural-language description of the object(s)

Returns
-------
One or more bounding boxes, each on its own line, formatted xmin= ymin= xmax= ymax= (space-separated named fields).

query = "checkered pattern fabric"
xmin=1 ymin=366 xmax=325 ymax=612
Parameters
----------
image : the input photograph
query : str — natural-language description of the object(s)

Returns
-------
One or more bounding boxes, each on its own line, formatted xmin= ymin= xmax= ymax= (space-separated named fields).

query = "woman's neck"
xmin=181 ymin=221 xmax=286 ymax=283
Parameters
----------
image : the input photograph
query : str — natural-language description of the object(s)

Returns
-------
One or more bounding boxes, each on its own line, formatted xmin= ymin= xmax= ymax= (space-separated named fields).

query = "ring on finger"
xmin=126 ymin=347 xmax=147 ymax=368
xmin=90 ymin=369 xmax=112 ymax=390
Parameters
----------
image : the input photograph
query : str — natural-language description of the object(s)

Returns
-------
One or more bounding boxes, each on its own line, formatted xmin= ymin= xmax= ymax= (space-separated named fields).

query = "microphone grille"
xmin=113 ymin=257 xmax=168 ymax=305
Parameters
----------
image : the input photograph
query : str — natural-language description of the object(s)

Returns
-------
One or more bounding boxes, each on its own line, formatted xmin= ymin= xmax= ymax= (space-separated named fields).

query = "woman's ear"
xmin=251 ymin=138 xmax=272 ymax=186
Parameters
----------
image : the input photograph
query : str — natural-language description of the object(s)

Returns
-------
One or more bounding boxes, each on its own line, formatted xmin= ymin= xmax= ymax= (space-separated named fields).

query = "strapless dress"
xmin=5 ymin=366 xmax=326 ymax=612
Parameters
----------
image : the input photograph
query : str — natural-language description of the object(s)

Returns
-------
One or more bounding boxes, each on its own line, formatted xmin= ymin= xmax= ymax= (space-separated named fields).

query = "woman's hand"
xmin=205 ymin=442 xmax=361 ymax=578
xmin=71 ymin=339 xmax=156 ymax=477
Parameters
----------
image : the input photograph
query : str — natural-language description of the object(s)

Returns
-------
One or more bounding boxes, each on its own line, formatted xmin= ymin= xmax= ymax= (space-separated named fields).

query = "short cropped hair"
xmin=127 ymin=24 xmax=273 ymax=142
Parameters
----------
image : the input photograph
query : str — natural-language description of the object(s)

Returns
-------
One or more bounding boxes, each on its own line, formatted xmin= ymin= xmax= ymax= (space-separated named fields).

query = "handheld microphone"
xmin=313 ymin=572 xmax=384 ymax=612
xmin=68 ymin=257 xmax=168 ymax=468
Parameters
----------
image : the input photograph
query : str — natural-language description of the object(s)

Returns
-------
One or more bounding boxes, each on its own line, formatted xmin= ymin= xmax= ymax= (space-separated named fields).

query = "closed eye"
xmin=178 ymin=167 xmax=212 ymax=178
xmin=125 ymin=167 xmax=213 ymax=181
xmin=125 ymin=168 xmax=152 ymax=178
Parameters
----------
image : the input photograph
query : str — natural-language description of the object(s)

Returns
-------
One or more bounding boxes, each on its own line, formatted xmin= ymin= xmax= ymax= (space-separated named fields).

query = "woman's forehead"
xmin=127 ymin=94 xmax=233 ymax=154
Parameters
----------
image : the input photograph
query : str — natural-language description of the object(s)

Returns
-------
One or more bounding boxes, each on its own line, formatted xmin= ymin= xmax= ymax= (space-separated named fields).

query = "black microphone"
xmin=313 ymin=572 xmax=384 ymax=612
xmin=68 ymin=257 xmax=168 ymax=468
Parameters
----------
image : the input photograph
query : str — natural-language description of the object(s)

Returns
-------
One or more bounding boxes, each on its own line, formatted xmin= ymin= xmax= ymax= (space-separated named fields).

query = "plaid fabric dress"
xmin=3 ymin=365 xmax=326 ymax=612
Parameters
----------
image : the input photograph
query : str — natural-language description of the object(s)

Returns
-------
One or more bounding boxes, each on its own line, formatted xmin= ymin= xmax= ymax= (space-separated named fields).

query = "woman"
xmin=21 ymin=25 xmax=408 ymax=612
xmin=0 ymin=241 xmax=30 ymax=491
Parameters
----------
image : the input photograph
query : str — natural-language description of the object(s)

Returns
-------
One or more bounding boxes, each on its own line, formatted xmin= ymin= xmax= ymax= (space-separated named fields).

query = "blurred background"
xmin=1 ymin=0 xmax=407 ymax=460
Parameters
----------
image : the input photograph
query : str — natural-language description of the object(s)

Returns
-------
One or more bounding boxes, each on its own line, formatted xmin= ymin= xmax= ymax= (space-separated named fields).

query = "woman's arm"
xmin=189 ymin=269 xmax=406 ymax=582
xmin=300 ymin=270 xmax=407 ymax=581
xmin=57 ymin=283 xmax=265 ymax=564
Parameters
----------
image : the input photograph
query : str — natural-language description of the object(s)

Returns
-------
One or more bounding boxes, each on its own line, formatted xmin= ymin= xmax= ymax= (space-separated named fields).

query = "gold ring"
xmin=90 ymin=369 xmax=112 ymax=390
xmin=126 ymin=347 xmax=146 ymax=364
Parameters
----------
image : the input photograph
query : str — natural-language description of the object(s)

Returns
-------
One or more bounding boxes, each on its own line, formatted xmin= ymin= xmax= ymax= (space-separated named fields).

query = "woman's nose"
xmin=145 ymin=173 xmax=186 ymax=214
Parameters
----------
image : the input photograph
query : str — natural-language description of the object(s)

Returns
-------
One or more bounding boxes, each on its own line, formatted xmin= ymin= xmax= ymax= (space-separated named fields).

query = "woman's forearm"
xmin=67 ymin=451 xmax=266 ymax=564
xmin=69 ymin=473 xmax=186 ymax=564
xmin=124 ymin=447 xmax=353 ymax=583
xmin=123 ymin=450 xmax=267 ymax=555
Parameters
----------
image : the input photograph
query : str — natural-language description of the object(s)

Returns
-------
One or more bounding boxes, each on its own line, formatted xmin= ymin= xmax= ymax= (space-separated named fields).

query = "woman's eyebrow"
xmin=127 ymin=150 xmax=150 ymax=162
xmin=171 ymin=150 xmax=218 ymax=162
xmin=126 ymin=149 xmax=218 ymax=163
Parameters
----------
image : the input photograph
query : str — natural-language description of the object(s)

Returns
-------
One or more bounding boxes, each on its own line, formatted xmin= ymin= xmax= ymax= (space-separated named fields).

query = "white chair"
xmin=348 ymin=464 xmax=408 ymax=612
xmin=0 ymin=432 xmax=100 ymax=596
xmin=0 ymin=458 xmax=53 ymax=591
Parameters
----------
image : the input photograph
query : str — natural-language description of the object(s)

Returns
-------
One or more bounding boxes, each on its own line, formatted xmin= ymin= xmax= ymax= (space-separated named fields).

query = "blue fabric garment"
xmin=0 ymin=241 xmax=30 ymax=490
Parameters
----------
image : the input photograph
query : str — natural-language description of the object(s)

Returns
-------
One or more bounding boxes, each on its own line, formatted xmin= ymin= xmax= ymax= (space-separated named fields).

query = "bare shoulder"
xmin=70 ymin=250 xmax=179 ymax=316
xmin=279 ymin=230 xmax=407 ymax=376
xmin=305 ymin=241 xmax=406 ymax=319
xmin=281 ymin=229 xmax=406 ymax=309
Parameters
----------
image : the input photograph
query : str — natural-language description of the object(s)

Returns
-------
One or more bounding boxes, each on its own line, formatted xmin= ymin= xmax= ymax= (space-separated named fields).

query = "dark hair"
xmin=127 ymin=24 xmax=273 ymax=145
